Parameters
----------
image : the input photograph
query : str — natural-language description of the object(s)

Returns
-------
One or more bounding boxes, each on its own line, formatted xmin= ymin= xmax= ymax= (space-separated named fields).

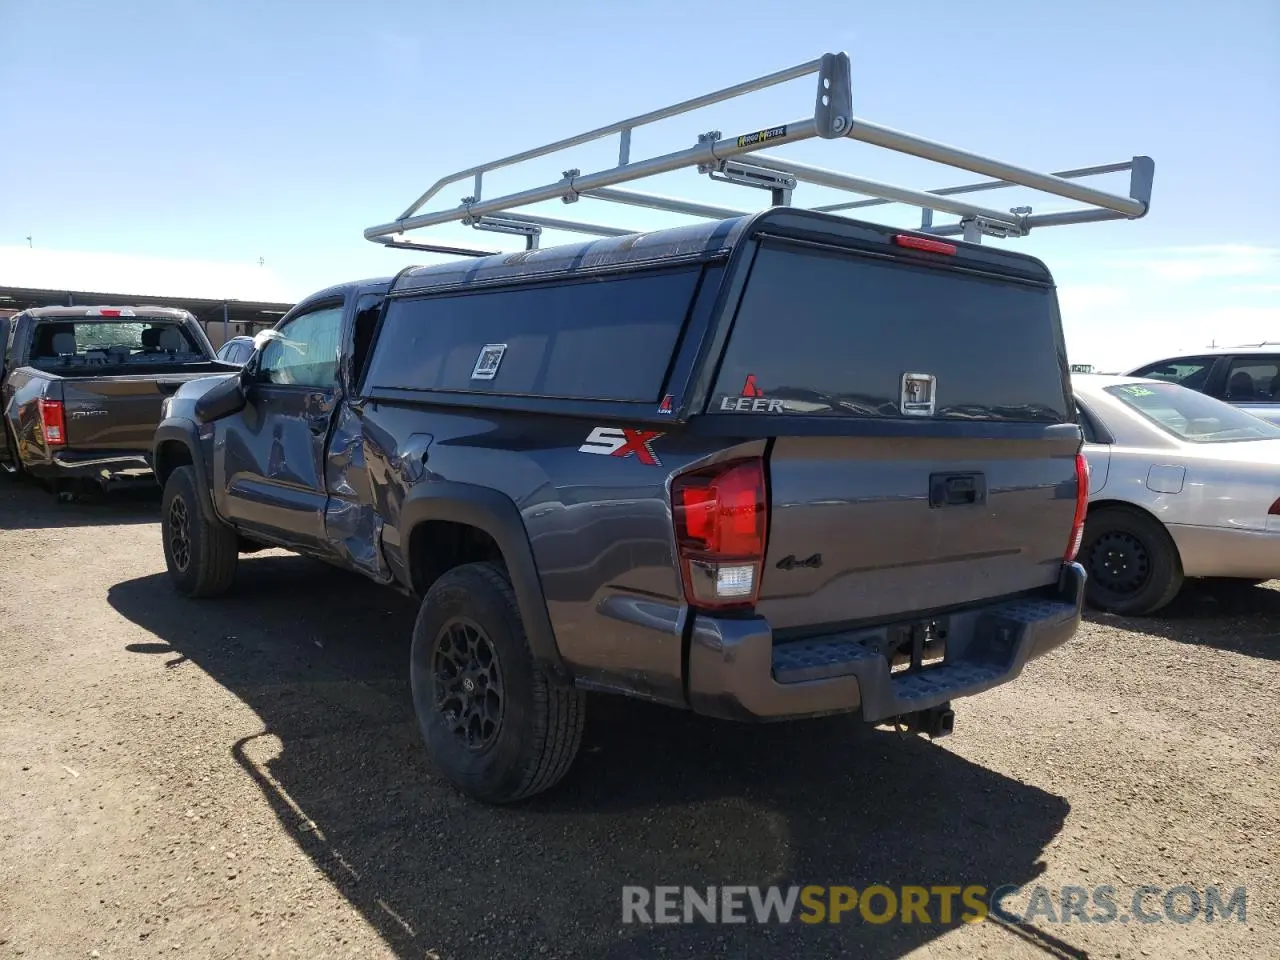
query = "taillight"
xmin=1065 ymin=453 xmax=1089 ymax=561
xmin=38 ymin=399 xmax=66 ymax=447
xmin=1269 ymin=497 xmax=1280 ymax=516
xmin=672 ymin=457 xmax=768 ymax=609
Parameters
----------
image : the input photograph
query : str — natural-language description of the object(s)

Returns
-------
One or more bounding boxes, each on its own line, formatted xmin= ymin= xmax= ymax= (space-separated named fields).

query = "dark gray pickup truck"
xmin=151 ymin=209 xmax=1088 ymax=803
xmin=1 ymin=306 xmax=237 ymax=491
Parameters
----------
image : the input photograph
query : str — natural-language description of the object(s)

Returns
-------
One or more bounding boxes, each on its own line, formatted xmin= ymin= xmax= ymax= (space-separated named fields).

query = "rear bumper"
xmin=27 ymin=449 xmax=155 ymax=485
xmin=687 ymin=563 xmax=1085 ymax=722
xmin=1167 ymin=523 xmax=1280 ymax=580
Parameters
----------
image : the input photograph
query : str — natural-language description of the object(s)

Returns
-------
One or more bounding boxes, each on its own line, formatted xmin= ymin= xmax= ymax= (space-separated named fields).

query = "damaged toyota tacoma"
xmin=151 ymin=209 xmax=1089 ymax=803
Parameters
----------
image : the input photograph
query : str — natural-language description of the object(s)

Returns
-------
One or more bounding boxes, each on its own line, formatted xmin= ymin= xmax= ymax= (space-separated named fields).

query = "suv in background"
xmin=215 ymin=336 xmax=256 ymax=365
xmin=1127 ymin=346 xmax=1280 ymax=424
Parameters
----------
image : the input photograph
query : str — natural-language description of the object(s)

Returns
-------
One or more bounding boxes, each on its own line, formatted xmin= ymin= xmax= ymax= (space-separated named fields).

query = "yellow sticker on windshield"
xmin=1119 ymin=385 xmax=1156 ymax=397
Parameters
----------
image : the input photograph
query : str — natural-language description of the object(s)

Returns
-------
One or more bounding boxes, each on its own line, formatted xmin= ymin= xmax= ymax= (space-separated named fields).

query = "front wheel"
xmin=1081 ymin=506 xmax=1183 ymax=616
xmin=161 ymin=465 xmax=238 ymax=597
xmin=410 ymin=562 xmax=585 ymax=803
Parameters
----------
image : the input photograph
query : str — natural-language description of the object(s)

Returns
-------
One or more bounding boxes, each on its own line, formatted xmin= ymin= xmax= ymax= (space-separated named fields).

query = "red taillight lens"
xmin=1269 ymin=497 xmax=1280 ymax=516
xmin=38 ymin=398 xmax=66 ymax=447
xmin=893 ymin=234 xmax=957 ymax=256
xmin=672 ymin=458 xmax=768 ymax=609
xmin=1065 ymin=453 xmax=1089 ymax=561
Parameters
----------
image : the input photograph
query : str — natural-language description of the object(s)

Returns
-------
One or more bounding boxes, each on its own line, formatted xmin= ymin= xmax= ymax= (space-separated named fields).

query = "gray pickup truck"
xmin=151 ymin=209 xmax=1088 ymax=803
xmin=1 ymin=306 xmax=236 ymax=492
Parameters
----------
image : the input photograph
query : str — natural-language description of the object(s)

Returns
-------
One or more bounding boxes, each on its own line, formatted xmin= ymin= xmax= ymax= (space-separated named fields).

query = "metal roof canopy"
xmin=0 ymin=285 xmax=294 ymax=347
xmin=364 ymin=52 xmax=1153 ymax=256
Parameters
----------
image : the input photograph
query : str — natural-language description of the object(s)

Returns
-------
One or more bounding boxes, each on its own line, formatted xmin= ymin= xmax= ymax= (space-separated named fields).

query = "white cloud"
xmin=1092 ymin=244 xmax=1280 ymax=284
xmin=1053 ymin=244 xmax=1280 ymax=372
xmin=1056 ymin=283 xmax=1130 ymax=312
xmin=0 ymin=246 xmax=300 ymax=303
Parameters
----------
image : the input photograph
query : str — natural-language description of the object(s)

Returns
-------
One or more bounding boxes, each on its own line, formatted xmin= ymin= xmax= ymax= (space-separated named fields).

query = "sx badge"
xmin=579 ymin=427 xmax=664 ymax=466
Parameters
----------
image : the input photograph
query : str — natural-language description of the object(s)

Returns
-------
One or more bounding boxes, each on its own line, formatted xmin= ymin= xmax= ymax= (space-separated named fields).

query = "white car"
xmin=1072 ymin=374 xmax=1280 ymax=615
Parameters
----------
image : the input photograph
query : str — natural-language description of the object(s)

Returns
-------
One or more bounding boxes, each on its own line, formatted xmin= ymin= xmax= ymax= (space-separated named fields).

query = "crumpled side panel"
xmin=323 ymin=405 xmax=391 ymax=583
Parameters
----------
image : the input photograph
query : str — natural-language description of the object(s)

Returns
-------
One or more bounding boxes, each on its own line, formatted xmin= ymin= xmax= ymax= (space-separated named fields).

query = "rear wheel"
xmin=161 ymin=466 xmax=238 ymax=597
xmin=1081 ymin=506 xmax=1183 ymax=616
xmin=410 ymin=562 xmax=584 ymax=804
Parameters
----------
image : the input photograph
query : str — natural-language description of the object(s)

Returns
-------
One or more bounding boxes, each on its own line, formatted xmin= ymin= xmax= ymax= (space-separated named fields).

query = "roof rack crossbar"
xmin=487 ymin=211 xmax=637 ymax=238
xmin=927 ymin=208 xmax=1128 ymax=237
xmin=369 ymin=236 xmax=499 ymax=257
xmin=746 ymin=153 xmax=1023 ymax=231
xmin=582 ymin=187 xmax=751 ymax=221
xmin=393 ymin=55 xmax=831 ymax=224
xmin=840 ymin=120 xmax=1147 ymax=217
xmin=367 ymin=51 xmax=1152 ymax=252
xmin=812 ymin=160 xmax=1139 ymax=213
xmin=366 ymin=118 xmax=823 ymax=239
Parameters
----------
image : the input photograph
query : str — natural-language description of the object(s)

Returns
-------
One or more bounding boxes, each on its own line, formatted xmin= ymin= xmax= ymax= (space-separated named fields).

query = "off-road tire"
xmin=410 ymin=562 xmax=584 ymax=804
xmin=161 ymin=466 xmax=238 ymax=598
xmin=1081 ymin=505 xmax=1183 ymax=616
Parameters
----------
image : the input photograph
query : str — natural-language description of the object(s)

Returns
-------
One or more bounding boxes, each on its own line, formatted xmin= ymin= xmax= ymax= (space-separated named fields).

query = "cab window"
xmin=258 ymin=305 xmax=343 ymax=388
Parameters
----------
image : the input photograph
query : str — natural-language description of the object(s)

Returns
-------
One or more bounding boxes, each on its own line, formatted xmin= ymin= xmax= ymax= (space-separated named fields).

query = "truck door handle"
xmin=929 ymin=472 xmax=986 ymax=508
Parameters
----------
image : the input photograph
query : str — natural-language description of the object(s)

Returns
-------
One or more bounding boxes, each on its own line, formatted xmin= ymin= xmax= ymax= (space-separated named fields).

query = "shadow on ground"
xmin=0 ymin=479 xmax=159 ymax=530
xmin=1086 ymin=580 xmax=1280 ymax=661
xmin=108 ymin=557 xmax=1077 ymax=960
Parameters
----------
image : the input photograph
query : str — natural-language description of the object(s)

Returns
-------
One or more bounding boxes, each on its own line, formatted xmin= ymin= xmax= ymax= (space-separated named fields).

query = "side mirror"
xmin=194 ymin=372 xmax=248 ymax=423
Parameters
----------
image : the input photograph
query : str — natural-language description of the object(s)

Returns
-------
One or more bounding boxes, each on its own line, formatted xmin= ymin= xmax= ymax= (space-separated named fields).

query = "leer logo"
xmin=579 ymin=426 xmax=664 ymax=466
xmin=719 ymin=372 xmax=784 ymax=413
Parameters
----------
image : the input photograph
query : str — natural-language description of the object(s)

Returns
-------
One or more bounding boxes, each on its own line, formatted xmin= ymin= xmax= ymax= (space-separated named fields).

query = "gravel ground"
xmin=0 ymin=481 xmax=1276 ymax=960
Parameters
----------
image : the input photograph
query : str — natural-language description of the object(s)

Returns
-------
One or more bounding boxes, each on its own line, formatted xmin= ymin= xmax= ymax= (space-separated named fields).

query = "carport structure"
xmin=0 ymin=285 xmax=293 ymax=348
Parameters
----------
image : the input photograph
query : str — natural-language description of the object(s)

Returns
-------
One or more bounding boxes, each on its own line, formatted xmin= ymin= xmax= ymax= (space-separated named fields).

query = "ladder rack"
xmin=365 ymin=52 xmax=1153 ymax=256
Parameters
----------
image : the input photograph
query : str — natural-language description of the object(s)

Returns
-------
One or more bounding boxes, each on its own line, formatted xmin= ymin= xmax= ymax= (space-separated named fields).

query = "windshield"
xmin=1105 ymin=381 xmax=1280 ymax=443
xmin=30 ymin=320 xmax=204 ymax=368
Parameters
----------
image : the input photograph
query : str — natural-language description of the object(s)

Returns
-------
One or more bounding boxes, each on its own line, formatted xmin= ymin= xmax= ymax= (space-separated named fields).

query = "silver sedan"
xmin=1072 ymin=374 xmax=1280 ymax=615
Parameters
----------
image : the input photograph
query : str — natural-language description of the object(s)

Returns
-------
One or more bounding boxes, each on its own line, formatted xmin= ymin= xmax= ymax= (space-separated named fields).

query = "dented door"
xmin=217 ymin=303 xmax=344 ymax=548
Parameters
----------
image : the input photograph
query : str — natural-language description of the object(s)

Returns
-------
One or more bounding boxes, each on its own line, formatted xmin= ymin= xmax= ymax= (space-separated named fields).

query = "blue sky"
xmin=1 ymin=0 xmax=1276 ymax=370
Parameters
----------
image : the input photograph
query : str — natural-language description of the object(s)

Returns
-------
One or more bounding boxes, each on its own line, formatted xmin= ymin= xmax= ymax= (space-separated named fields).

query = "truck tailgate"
xmin=62 ymin=374 xmax=218 ymax=449
xmin=703 ymin=230 xmax=1082 ymax=631
xmin=758 ymin=433 xmax=1079 ymax=629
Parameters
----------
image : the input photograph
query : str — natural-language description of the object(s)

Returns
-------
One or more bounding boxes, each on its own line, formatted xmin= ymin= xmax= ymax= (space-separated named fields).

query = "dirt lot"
xmin=0 ymin=481 xmax=1276 ymax=960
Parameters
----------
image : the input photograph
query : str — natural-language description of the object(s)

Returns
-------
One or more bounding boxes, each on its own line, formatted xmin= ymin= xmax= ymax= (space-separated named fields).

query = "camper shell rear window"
xmin=710 ymin=242 xmax=1071 ymax=422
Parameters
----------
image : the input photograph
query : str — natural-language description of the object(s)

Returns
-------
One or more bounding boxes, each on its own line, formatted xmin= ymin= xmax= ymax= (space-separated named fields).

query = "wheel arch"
xmin=398 ymin=482 xmax=570 ymax=684
xmin=152 ymin=420 xmax=209 ymax=493
xmin=1087 ymin=498 xmax=1181 ymax=551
